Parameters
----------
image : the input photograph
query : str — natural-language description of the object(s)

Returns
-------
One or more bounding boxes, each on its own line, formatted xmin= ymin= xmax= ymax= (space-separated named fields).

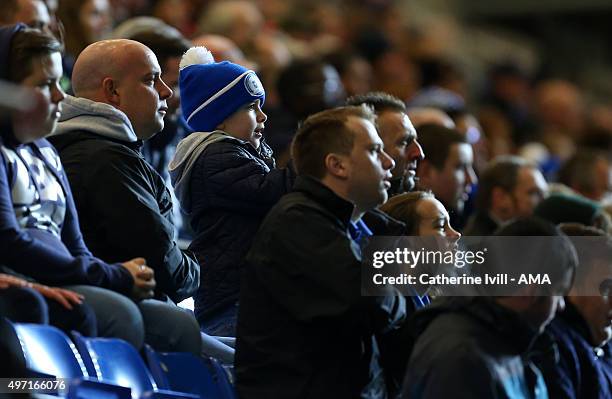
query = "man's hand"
xmin=121 ymin=258 xmax=156 ymax=301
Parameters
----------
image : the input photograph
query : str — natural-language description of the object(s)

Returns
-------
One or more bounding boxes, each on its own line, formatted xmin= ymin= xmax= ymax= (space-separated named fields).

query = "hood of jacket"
xmin=0 ymin=24 xmax=26 ymax=146
xmin=169 ymin=130 xmax=241 ymax=214
xmin=412 ymin=296 xmax=541 ymax=355
xmin=52 ymin=95 xmax=138 ymax=143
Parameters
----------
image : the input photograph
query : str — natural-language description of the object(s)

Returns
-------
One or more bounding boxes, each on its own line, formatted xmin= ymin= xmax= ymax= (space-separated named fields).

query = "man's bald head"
xmin=71 ymin=39 xmax=173 ymax=140
xmin=72 ymin=39 xmax=153 ymax=99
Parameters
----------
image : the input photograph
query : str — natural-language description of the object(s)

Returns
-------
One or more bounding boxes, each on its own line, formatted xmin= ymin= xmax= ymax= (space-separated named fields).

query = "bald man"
xmin=48 ymin=40 xmax=203 ymax=353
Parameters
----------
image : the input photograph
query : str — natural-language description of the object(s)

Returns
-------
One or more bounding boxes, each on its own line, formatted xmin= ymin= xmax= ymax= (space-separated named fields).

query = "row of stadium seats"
xmin=7 ymin=319 xmax=237 ymax=399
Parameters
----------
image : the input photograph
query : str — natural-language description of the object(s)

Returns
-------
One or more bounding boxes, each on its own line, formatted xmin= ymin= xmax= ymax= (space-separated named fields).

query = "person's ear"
xmin=325 ymin=153 xmax=349 ymax=179
xmin=102 ymin=77 xmax=120 ymax=106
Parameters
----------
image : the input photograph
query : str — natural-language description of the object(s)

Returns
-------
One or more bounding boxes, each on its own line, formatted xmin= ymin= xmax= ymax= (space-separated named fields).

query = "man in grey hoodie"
xmin=48 ymin=39 xmax=207 ymax=356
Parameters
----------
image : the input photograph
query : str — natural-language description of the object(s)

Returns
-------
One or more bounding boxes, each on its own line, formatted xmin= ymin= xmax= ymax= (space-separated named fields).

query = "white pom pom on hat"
xmin=179 ymin=46 xmax=215 ymax=70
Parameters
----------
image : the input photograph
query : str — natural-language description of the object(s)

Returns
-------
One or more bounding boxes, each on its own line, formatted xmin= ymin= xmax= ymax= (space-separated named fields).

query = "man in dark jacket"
xmin=402 ymin=218 xmax=578 ymax=399
xmin=49 ymin=39 xmax=199 ymax=304
xmin=47 ymin=39 xmax=204 ymax=355
xmin=236 ymin=105 xmax=406 ymax=399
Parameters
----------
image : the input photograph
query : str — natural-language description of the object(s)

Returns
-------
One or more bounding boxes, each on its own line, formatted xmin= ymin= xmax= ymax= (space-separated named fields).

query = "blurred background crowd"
xmin=3 ymin=0 xmax=612 ymax=196
xmin=2 ymin=2 xmax=612 ymax=396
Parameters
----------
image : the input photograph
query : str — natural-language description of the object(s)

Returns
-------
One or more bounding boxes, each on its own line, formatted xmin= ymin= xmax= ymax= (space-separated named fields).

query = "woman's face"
xmin=413 ymin=196 xmax=462 ymax=278
xmin=13 ymin=52 xmax=65 ymax=143
xmin=416 ymin=197 xmax=461 ymax=240
xmin=80 ymin=0 xmax=111 ymax=43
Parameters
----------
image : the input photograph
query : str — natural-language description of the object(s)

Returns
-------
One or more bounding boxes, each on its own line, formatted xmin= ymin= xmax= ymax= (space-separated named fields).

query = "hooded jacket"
xmin=0 ymin=24 xmax=133 ymax=294
xmin=402 ymin=297 xmax=549 ymax=399
xmin=537 ymin=301 xmax=612 ymax=399
xmin=49 ymin=95 xmax=199 ymax=303
xmin=169 ymin=130 xmax=294 ymax=321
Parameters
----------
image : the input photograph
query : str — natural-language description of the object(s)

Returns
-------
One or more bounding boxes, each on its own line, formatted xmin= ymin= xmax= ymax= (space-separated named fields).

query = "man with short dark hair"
xmin=415 ymin=123 xmax=477 ymax=229
xmin=464 ymin=155 xmax=548 ymax=235
xmin=236 ymin=105 xmax=406 ymax=399
xmin=347 ymin=92 xmax=424 ymax=196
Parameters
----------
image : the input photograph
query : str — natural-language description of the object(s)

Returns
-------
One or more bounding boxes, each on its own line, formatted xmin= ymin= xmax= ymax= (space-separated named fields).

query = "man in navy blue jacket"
xmin=537 ymin=224 xmax=612 ymax=399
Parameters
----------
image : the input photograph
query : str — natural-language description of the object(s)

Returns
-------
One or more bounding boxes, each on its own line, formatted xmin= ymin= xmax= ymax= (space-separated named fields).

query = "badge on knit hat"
xmin=244 ymin=73 xmax=264 ymax=97
xmin=179 ymin=46 xmax=266 ymax=132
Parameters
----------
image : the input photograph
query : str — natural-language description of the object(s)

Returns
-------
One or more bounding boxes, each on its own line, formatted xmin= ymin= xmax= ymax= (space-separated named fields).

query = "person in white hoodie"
xmin=169 ymin=47 xmax=294 ymax=337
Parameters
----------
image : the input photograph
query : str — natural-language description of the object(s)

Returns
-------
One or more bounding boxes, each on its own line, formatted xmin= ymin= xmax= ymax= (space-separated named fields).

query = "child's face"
xmin=219 ymin=99 xmax=267 ymax=149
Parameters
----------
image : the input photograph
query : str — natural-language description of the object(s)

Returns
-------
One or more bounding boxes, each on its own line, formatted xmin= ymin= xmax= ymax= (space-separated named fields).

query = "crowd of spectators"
xmin=1 ymin=0 xmax=611 ymax=398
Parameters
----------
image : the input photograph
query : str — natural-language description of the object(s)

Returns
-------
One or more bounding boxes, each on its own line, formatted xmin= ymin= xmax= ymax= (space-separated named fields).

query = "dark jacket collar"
xmin=293 ymin=175 xmax=354 ymax=228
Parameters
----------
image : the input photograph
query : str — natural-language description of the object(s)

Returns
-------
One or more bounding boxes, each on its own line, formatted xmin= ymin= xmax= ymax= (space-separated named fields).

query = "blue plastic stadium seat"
xmin=9 ymin=321 xmax=131 ymax=399
xmin=72 ymin=333 xmax=198 ymax=399
xmin=13 ymin=322 xmax=89 ymax=379
xmin=144 ymin=346 xmax=237 ymax=399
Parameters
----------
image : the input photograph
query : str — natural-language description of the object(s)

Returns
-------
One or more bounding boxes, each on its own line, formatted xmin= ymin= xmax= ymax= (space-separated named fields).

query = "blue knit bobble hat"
xmin=179 ymin=47 xmax=265 ymax=132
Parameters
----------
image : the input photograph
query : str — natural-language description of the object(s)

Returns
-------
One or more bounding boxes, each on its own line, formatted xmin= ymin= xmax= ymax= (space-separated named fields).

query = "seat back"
xmin=145 ymin=346 xmax=236 ymax=399
xmin=13 ymin=323 xmax=89 ymax=378
xmin=72 ymin=332 xmax=156 ymax=397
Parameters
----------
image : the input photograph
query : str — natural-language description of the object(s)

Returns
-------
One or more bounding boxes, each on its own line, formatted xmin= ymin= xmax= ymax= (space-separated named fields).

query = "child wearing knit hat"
xmin=169 ymin=47 xmax=294 ymax=336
